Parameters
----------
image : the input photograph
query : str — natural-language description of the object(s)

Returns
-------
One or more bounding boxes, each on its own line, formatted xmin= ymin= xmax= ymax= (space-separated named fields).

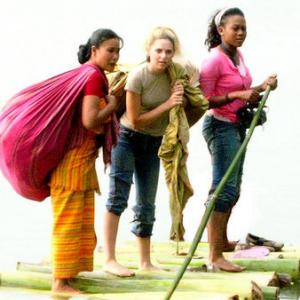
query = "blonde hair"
xmin=144 ymin=26 xmax=181 ymax=57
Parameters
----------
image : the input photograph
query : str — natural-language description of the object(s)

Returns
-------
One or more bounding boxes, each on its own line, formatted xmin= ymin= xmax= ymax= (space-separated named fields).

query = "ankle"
xmin=52 ymin=278 xmax=67 ymax=288
xmin=139 ymin=260 xmax=153 ymax=269
xmin=210 ymin=252 xmax=225 ymax=264
xmin=52 ymin=278 xmax=82 ymax=293
xmin=104 ymin=256 xmax=117 ymax=264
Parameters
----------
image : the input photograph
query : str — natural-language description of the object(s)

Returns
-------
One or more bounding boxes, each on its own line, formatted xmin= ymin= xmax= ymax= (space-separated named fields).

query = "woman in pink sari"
xmin=0 ymin=28 xmax=122 ymax=293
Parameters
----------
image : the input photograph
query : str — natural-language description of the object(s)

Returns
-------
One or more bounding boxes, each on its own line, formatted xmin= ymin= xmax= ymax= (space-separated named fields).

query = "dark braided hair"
xmin=204 ymin=7 xmax=244 ymax=51
xmin=77 ymin=28 xmax=123 ymax=64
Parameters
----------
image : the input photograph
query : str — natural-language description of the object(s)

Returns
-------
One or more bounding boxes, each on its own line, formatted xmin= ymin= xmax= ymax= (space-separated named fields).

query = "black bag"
xmin=236 ymin=103 xmax=267 ymax=128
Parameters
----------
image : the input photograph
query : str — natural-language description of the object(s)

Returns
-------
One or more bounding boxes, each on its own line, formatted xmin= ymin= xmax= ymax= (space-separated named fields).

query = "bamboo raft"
xmin=0 ymin=241 xmax=299 ymax=299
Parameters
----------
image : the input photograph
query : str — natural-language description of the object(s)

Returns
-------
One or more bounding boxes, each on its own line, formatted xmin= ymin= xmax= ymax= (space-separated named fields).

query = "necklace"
xmin=220 ymin=43 xmax=239 ymax=66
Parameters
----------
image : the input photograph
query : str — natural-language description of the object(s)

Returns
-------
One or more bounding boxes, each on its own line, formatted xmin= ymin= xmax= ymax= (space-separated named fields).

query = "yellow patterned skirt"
xmin=49 ymin=134 xmax=100 ymax=278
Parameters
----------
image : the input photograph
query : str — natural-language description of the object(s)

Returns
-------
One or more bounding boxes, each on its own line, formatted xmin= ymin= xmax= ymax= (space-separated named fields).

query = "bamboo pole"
xmin=0 ymin=270 xmax=275 ymax=296
xmin=164 ymin=86 xmax=272 ymax=300
xmin=156 ymin=257 xmax=299 ymax=281
xmin=16 ymin=261 xmax=282 ymax=282
xmin=17 ymin=262 xmax=52 ymax=274
xmin=251 ymin=281 xmax=279 ymax=300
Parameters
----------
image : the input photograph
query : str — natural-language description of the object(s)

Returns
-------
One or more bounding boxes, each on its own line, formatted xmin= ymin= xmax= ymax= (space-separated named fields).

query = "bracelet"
xmin=225 ymin=93 xmax=230 ymax=103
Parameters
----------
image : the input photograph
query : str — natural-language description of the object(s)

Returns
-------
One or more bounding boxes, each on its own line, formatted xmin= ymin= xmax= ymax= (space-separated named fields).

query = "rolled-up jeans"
xmin=202 ymin=115 xmax=246 ymax=212
xmin=106 ymin=125 xmax=162 ymax=237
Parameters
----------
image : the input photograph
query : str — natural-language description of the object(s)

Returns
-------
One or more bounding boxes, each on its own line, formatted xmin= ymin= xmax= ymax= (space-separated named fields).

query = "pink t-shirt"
xmin=199 ymin=47 xmax=252 ymax=123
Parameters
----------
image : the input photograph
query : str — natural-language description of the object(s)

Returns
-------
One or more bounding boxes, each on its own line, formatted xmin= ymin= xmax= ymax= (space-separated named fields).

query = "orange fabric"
xmin=49 ymin=134 xmax=100 ymax=278
xmin=99 ymin=98 xmax=107 ymax=110
xmin=99 ymin=98 xmax=112 ymax=123
xmin=49 ymin=133 xmax=100 ymax=193
xmin=94 ymin=98 xmax=111 ymax=134
xmin=51 ymin=189 xmax=96 ymax=278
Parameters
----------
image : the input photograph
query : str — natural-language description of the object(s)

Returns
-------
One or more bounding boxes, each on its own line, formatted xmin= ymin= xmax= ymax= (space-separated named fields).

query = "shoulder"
xmin=126 ymin=63 xmax=147 ymax=80
xmin=200 ymin=48 xmax=225 ymax=75
xmin=202 ymin=48 xmax=224 ymax=66
xmin=81 ymin=63 xmax=107 ymax=82
xmin=83 ymin=65 xmax=108 ymax=96
xmin=125 ymin=63 xmax=147 ymax=93
xmin=126 ymin=63 xmax=148 ymax=84
xmin=172 ymin=61 xmax=186 ymax=72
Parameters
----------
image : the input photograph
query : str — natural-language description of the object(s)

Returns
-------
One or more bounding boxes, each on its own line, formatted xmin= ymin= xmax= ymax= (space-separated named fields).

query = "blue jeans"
xmin=202 ymin=115 xmax=246 ymax=213
xmin=106 ymin=125 xmax=162 ymax=237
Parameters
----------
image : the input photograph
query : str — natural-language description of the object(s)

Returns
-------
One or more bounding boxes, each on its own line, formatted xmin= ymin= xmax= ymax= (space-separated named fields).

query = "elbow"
xmin=82 ymin=117 xmax=99 ymax=132
xmin=131 ymin=119 xmax=141 ymax=130
xmin=129 ymin=116 xmax=142 ymax=130
xmin=208 ymin=102 xmax=215 ymax=109
xmin=206 ymin=96 xmax=215 ymax=109
xmin=82 ymin=120 xmax=96 ymax=131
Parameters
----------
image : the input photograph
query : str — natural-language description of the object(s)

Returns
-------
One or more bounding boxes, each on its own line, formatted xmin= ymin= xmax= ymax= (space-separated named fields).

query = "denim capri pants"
xmin=106 ymin=125 xmax=162 ymax=237
xmin=202 ymin=115 xmax=246 ymax=213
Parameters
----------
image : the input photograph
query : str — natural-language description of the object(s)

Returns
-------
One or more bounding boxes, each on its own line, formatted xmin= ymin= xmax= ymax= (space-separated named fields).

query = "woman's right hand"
xmin=238 ymin=89 xmax=261 ymax=104
xmin=166 ymin=81 xmax=184 ymax=109
xmin=262 ymin=74 xmax=278 ymax=91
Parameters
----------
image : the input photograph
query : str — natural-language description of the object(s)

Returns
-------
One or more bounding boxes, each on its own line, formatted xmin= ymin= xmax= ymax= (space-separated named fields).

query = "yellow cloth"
xmin=51 ymin=189 xmax=96 ymax=278
xmin=49 ymin=133 xmax=100 ymax=193
xmin=106 ymin=65 xmax=130 ymax=118
xmin=158 ymin=62 xmax=209 ymax=241
xmin=50 ymin=135 xmax=99 ymax=278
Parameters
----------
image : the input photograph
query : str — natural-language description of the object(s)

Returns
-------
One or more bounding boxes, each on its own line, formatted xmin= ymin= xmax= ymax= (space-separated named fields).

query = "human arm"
xmin=252 ymin=74 xmax=278 ymax=93
xmin=199 ymin=51 xmax=275 ymax=108
xmin=208 ymin=75 xmax=278 ymax=107
xmin=199 ymin=55 xmax=244 ymax=108
xmin=218 ymin=74 xmax=278 ymax=107
xmin=81 ymin=95 xmax=118 ymax=133
xmin=126 ymin=81 xmax=184 ymax=130
xmin=200 ymin=60 xmax=261 ymax=108
xmin=210 ymin=89 xmax=261 ymax=107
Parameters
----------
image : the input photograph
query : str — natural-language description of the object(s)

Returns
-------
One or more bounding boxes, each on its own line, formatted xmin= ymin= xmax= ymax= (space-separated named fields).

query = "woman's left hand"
xmin=172 ymin=80 xmax=184 ymax=96
xmin=262 ymin=74 xmax=278 ymax=91
xmin=106 ymin=95 xmax=119 ymax=110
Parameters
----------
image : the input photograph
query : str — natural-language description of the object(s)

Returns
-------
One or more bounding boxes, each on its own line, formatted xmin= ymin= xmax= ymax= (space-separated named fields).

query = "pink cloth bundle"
xmin=0 ymin=63 xmax=118 ymax=201
xmin=231 ymin=246 xmax=270 ymax=259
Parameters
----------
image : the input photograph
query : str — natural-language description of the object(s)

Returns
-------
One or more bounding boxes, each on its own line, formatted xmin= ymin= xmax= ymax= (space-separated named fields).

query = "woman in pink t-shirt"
xmin=200 ymin=7 xmax=277 ymax=272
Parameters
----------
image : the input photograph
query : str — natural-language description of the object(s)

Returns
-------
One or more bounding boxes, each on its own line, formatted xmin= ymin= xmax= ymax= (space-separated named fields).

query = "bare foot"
xmin=103 ymin=260 xmax=135 ymax=277
xmin=52 ymin=278 xmax=82 ymax=294
xmin=224 ymin=240 xmax=239 ymax=252
xmin=139 ymin=263 xmax=162 ymax=272
xmin=209 ymin=257 xmax=245 ymax=272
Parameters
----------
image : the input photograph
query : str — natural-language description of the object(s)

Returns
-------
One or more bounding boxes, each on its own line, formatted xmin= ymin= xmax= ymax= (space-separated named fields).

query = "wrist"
xmin=165 ymin=99 xmax=174 ymax=111
xmin=225 ymin=93 xmax=232 ymax=103
xmin=107 ymin=102 xmax=117 ymax=110
xmin=259 ymin=84 xmax=266 ymax=92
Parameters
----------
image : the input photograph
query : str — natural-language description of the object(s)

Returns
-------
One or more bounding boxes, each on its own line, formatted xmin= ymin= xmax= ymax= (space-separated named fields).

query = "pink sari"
xmin=0 ymin=63 xmax=118 ymax=201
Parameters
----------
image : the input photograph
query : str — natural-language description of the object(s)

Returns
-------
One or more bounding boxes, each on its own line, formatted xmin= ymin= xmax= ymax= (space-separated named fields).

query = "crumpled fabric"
xmin=106 ymin=67 xmax=128 ymax=119
xmin=231 ymin=246 xmax=270 ymax=259
xmin=0 ymin=64 xmax=119 ymax=201
xmin=158 ymin=62 xmax=209 ymax=241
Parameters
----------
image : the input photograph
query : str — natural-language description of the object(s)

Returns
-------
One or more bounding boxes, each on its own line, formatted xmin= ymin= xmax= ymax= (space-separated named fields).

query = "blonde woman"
xmin=103 ymin=27 xmax=184 ymax=277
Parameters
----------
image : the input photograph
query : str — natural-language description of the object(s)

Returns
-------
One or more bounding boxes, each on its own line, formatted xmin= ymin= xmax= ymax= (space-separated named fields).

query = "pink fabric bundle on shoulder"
xmin=0 ymin=63 xmax=117 ymax=201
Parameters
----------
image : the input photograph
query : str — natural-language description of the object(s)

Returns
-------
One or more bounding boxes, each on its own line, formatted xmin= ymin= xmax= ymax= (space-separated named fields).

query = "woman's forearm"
xmin=208 ymin=92 xmax=234 ymax=108
xmin=130 ymin=101 xmax=170 ymax=129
